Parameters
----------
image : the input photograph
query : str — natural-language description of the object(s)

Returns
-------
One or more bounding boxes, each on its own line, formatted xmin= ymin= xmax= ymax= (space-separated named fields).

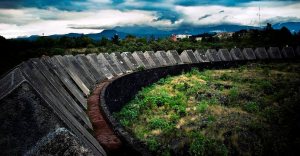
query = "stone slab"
xmin=179 ymin=51 xmax=191 ymax=63
xmin=75 ymin=55 xmax=106 ymax=83
xmin=0 ymin=67 xmax=26 ymax=100
xmin=132 ymin=51 xmax=152 ymax=69
xmin=144 ymin=51 xmax=161 ymax=68
xmin=26 ymin=128 xmax=94 ymax=155
xmin=180 ymin=50 xmax=197 ymax=63
xmin=51 ymin=56 xmax=90 ymax=97
xmin=65 ymin=55 xmax=95 ymax=88
xmin=98 ymin=53 xmax=123 ymax=76
xmin=155 ymin=51 xmax=169 ymax=66
xmin=242 ymin=48 xmax=256 ymax=60
xmin=74 ymin=55 xmax=98 ymax=83
xmin=155 ymin=51 xmax=173 ymax=66
xmin=184 ymin=50 xmax=198 ymax=63
xmin=86 ymin=54 xmax=114 ymax=79
xmin=63 ymin=55 xmax=94 ymax=90
xmin=230 ymin=48 xmax=245 ymax=61
xmin=194 ymin=49 xmax=209 ymax=62
xmin=267 ymin=47 xmax=282 ymax=59
xmin=1 ymin=62 xmax=105 ymax=155
xmin=254 ymin=47 xmax=269 ymax=59
xmin=28 ymin=58 xmax=92 ymax=130
xmin=0 ymin=81 xmax=64 ymax=155
xmin=218 ymin=49 xmax=232 ymax=61
xmin=166 ymin=50 xmax=183 ymax=64
xmin=41 ymin=57 xmax=87 ymax=110
xmin=110 ymin=52 xmax=132 ymax=73
xmin=281 ymin=47 xmax=295 ymax=58
xmin=121 ymin=52 xmax=140 ymax=70
xmin=205 ymin=49 xmax=221 ymax=62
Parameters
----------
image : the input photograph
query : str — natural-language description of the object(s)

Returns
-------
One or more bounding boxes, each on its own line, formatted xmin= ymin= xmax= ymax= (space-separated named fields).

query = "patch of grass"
xmin=115 ymin=62 xmax=300 ymax=156
xmin=197 ymin=101 xmax=209 ymax=113
xmin=228 ymin=87 xmax=239 ymax=102
xmin=189 ymin=133 xmax=228 ymax=156
xmin=244 ymin=101 xmax=260 ymax=113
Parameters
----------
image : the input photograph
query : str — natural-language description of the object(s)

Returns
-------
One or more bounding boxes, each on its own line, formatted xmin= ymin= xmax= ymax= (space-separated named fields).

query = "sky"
xmin=0 ymin=0 xmax=299 ymax=38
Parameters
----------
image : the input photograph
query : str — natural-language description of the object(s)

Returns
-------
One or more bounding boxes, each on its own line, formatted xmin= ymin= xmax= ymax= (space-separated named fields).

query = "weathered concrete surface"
xmin=75 ymin=54 xmax=106 ymax=83
xmin=121 ymin=52 xmax=139 ymax=70
xmin=0 ymin=82 xmax=64 ymax=155
xmin=206 ymin=49 xmax=221 ymax=62
xmin=268 ymin=47 xmax=282 ymax=59
xmin=73 ymin=55 xmax=98 ymax=84
xmin=110 ymin=52 xmax=132 ymax=73
xmin=41 ymin=57 xmax=87 ymax=109
xmin=281 ymin=47 xmax=295 ymax=58
xmin=64 ymin=55 xmax=95 ymax=88
xmin=25 ymin=128 xmax=94 ymax=156
xmin=155 ymin=51 xmax=173 ymax=66
xmin=0 ymin=63 xmax=106 ymax=155
xmin=28 ymin=58 xmax=92 ymax=129
xmin=132 ymin=51 xmax=152 ymax=69
xmin=180 ymin=50 xmax=198 ymax=63
xmin=166 ymin=50 xmax=183 ymax=65
xmin=194 ymin=49 xmax=209 ymax=62
xmin=87 ymin=54 xmax=114 ymax=79
xmin=0 ymin=68 xmax=26 ymax=100
xmin=52 ymin=56 xmax=90 ymax=97
xmin=218 ymin=49 xmax=232 ymax=61
xmin=254 ymin=47 xmax=269 ymax=59
xmin=144 ymin=51 xmax=161 ymax=68
xmin=98 ymin=53 xmax=123 ymax=76
xmin=242 ymin=48 xmax=256 ymax=60
xmin=230 ymin=48 xmax=245 ymax=61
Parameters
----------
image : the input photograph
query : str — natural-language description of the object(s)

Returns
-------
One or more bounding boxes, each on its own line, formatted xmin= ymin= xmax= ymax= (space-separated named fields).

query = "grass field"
xmin=114 ymin=61 xmax=300 ymax=156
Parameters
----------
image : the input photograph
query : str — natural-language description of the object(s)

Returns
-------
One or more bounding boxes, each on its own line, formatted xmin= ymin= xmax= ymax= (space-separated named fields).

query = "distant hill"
xmin=273 ymin=22 xmax=300 ymax=33
xmin=17 ymin=22 xmax=300 ymax=40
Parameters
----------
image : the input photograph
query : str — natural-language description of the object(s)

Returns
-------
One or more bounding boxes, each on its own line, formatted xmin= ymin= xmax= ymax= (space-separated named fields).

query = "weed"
xmin=197 ymin=101 xmax=209 ymax=113
xmin=228 ymin=87 xmax=239 ymax=102
xmin=137 ymin=65 xmax=145 ymax=71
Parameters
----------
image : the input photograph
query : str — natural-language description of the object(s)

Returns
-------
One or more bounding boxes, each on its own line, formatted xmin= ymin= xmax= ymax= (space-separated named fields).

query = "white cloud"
xmin=175 ymin=2 xmax=300 ymax=26
xmin=1 ymin=1 xmax=300 ymax=38
xmin=0 ymin=8 xmax=171 ymax=38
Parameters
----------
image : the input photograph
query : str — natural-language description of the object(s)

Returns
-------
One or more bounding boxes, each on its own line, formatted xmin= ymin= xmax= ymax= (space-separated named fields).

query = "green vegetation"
xmin=0 ymin=23 xmax=300 ymax=75
xmin=114 ymin=62 xmax=300 ymax=156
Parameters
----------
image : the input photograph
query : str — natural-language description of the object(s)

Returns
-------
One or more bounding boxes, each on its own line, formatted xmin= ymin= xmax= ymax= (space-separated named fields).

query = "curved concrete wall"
xmin=0 ymin=46 xmax=299 ymax=155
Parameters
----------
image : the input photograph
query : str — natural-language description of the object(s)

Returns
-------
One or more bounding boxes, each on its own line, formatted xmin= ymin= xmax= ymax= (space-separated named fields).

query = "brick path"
xmin=87 ymin=81 xmax=122 ymax=152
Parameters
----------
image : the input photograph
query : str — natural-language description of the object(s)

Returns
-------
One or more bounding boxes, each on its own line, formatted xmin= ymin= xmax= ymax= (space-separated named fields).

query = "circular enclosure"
xmin=101 ymin=61 xmax=299 ymax=155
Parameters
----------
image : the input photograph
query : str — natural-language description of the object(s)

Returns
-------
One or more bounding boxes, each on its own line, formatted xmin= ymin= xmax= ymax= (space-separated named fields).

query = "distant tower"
xmin=258 ymin=0 xmax=261 ymax=28
xmin=259 ymin=5 xmax=261 ymax=28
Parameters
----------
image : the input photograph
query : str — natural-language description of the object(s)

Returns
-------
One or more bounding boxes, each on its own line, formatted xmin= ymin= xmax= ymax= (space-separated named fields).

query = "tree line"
xmin=0 ymin=23 xmax=299 ymax=75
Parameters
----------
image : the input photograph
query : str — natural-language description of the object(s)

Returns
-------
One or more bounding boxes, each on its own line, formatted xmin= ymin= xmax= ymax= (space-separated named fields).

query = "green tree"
xmin=112 ymin=34 xmax=120 ymax=45
xmin=99 ymin=37 xmax=110 ymax=46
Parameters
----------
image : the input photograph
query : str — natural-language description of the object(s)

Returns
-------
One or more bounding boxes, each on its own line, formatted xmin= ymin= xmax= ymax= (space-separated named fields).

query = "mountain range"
xmin=19 ymin=22 xmax=300 ymax=41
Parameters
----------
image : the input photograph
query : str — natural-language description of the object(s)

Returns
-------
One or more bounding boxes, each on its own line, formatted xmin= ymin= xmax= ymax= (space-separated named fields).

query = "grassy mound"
xmin=114 ymin=62 xmax=300 ymax=156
